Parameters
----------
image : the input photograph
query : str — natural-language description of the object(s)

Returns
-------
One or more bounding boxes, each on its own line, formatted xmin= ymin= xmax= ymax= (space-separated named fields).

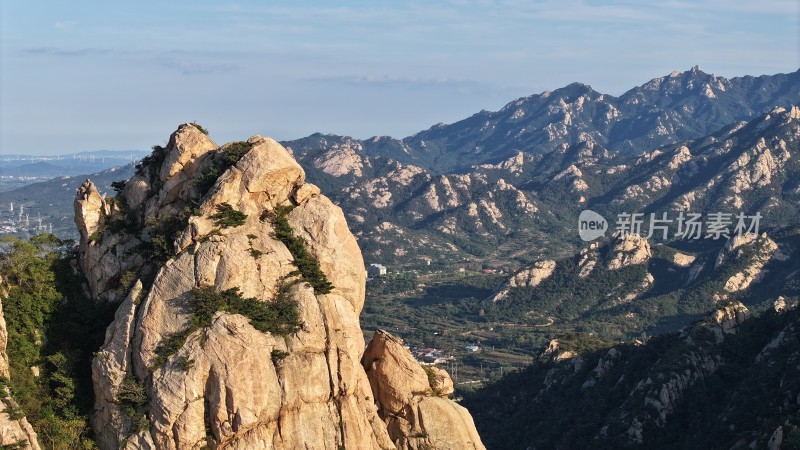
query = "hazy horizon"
xmin=2 ymin=1 xmax=798 ymax=155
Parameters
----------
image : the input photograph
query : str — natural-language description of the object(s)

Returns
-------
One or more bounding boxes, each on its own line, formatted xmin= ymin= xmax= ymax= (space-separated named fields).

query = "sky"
xmin=1 ymin=0 xmax=798 ymax=155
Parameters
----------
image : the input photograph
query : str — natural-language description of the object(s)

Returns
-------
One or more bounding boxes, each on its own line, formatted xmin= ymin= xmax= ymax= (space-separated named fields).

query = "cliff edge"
xmin=76 ymin=124 xmax=484 ymax=449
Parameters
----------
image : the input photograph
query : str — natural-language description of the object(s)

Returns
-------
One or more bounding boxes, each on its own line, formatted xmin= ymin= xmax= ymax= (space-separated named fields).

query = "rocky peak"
xmin=606 ymin=234 xmax=652 ymax=270
xmin=75 ymin=123 xmax=218 ymax=301
xmin=81 ymin=125 xmax=483 ymax=449
xmin=475 ymin=151 xmax=527 ymax=174
xmin=490 ymin=260 xmax=556 ymax=302
xmin=712 ymin=232 xmax=780 ymax=293
xmin=363 ymin=330 xmax=485 ymax=450
xmin=312 ymin=143 xmax=365 ymax=177
xmin=703 ymin=301 xmax=751 ymax=344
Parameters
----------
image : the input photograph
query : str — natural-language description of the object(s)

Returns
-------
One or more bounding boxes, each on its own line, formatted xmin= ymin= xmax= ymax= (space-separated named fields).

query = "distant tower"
xmin=9 ymin=202 xmax=13 ymax=213
xmin=25 ymin=214 xmax=29 ymax=228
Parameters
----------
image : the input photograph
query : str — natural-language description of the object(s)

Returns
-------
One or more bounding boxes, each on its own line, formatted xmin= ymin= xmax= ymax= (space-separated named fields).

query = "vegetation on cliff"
xmin=263 ymin=205 xmax=334 ymax=295
xmin=152 ymin=286 xmax=302 ymax=369
xmin=1 ymin=235 xmax=115 ymax=449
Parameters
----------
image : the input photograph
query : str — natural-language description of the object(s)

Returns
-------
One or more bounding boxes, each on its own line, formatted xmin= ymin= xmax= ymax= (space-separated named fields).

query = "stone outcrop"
xmin=313 ymin=144 xmax=365 ymax=177
xmin=74 ymin=181 xmax=113 ymax=300
xmin=79 ymin=124 xmax=484 ymax=450
xmin=672 ymin=252 xmax=696 ymax=268
xmin=705 ymin=302 xmax=750 ymax=344
xmin=362 ymin=330 xmax=485 ymax=450
xmin=717 ymin=233 xmax=779 ymax=292
xmin=577 ymin=243 xmax=599 ymax=278
xmin=606 ymin=234 xmax=652 ymax=270
xmin=491 ymin=260 xmax=556 ymax=301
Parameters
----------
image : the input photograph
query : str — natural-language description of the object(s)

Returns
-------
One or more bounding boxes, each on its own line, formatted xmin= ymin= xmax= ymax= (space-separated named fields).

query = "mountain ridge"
xmin=284 ymin=67 xmax=800 ymax=173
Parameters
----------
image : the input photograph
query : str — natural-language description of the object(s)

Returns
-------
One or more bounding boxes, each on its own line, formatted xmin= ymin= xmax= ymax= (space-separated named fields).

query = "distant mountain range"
xmin=277 ymin=104 xmax=800 ymax=271
xmin=3 ymin=68 xmax=799 ymax=265
xmin=285 ymin=67 xmax=800 ymax=173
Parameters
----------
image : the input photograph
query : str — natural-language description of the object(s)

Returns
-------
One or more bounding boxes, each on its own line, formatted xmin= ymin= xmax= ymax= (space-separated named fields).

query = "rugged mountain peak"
xmin=161 ymin=124 xmax=218 ymax=180
xmin=363 ymin=330 xmax=486 ymax=450
xmin=716 ymin=233 xmax=780 ymax=293
xmin=606 ymin=234 xmax=652 ymax=270
xmin=80 ymin=125 xmax=483 ymax=449
xmin=705 ymin=301 xmax=750 ymax=343
xmin=475 ymin=151 xmax=527 ymax=173
xmin=75 ymin=180 xmax=108 ymax=241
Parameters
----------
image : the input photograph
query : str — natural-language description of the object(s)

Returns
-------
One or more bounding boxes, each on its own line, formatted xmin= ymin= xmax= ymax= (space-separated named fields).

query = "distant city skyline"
xmin=1 ymin=0 xmax=798 ymax=155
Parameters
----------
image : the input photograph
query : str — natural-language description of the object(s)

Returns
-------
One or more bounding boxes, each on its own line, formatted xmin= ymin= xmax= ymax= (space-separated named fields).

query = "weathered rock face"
xmin=80 ymin=125 xmax=483 ymax=449
xmin=491 ymin=260 xmax=556 ymax=301
xmin=362 ymin=330 xmax=486 ymax=450
xmin=606 ymin=234 xmax=652 ymax=270
xmin=706 ymin=301 xmax=751 ymax=344
xmin=74 ymin=181 xmax=113 ymax=300
xmin=672 ymin=252 xmax=696 ymax=268
xmin=509 ymin=260 xmax=556 ymax=289
xmin=0 ymin=295 xmax=42 ymax=450
xmin=719 ymin=233 xmax=779 ymax=292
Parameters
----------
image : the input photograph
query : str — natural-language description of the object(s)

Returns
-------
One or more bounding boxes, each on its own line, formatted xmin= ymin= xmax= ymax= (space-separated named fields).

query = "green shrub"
xmin=132 ymin=412 xmax=149 ymax=432
xmin=193 ymin=141 xmax=253 ymax=198
xmin=3 ymin=403 xmax=25 ymax=421
xmin=152 ymin=286 xmax=302 ymax=370
xmin=111 ymin=180 xmax=127 ymax=193
xmin=117 ymin=375 xmax=150 ymax=432
xmin=135 ymin=145 xmax=168 ymax=193
xmin=220 ymin=141 xmax=252 ymax=166
xmin=116 ymin=376 xmax=147 ymax=408
xmin=142 ymin=215 xmax=189 ymax=265
xmin=271 ymin=349 xmax=289 ymax=362
xmin=0 ymin=236 xmax=118 ymax=448
xmin=211 ymin=203 xmax=247 ymax=228
xmin=422 ymin=366 xmax=441 ymax=396
xmin=0 ymin=439 xmax=28 ymax=450
xmin=104 ymin=193 xmax=139 ymax=235
xmin=263 ymin=205 xmax=333 ymax=295
xmin=118 ymin=271 xmax=138 ymax=296
xmin=152 ymin=330 xmax=193 ymax=370
xmin=29 ymin=233 xmax=62 ymax=248
xmin=190 ymin=122 xmax=209 ymax=135
xmin=88 ymin=230 xmax=103 ymax=243
xmin=246 ymin=234 xmax=263 ymax=258
xmin=177 ymin=356 xmax=195 ymax=371
xmin=193 ymin=164 xmax=222 ymax=197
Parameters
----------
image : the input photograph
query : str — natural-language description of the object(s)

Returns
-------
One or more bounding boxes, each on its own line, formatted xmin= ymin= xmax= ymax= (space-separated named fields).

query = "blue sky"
xmin=1 ymin=1 xmax=798 ymax=155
